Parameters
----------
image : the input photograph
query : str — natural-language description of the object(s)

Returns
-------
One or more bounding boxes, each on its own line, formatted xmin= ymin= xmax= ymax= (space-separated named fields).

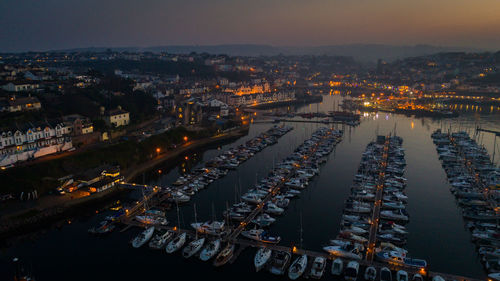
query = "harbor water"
xmin=1 ymin=95 xmax=499 ymax=280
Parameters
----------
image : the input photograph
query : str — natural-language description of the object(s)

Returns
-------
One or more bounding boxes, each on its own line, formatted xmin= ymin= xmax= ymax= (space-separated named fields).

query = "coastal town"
xmin=4 ymin=0 xmax=500 ymax=280
xmin=0 ymin=49 xmax=499 ymax=281
xmin=1 ymin=51 xmax=499 ymax=168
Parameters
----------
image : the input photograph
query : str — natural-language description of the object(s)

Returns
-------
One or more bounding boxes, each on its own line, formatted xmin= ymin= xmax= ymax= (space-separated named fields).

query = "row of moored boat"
xmin=129 ymin=127 xmax=344 ymax=275
xmin=432 ymin=129 xmax=500 ymax=278
xmin=323 ymin=135 xmax=428 ymax=280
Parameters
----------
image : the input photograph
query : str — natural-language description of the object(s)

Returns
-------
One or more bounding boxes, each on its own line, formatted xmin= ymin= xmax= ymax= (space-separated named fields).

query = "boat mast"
xmin=142 ymin=187 xmax=148 ymax=213
xmin=194 ymin=203 xmax=198 ymax=239
xmin=234 ymin=184 xmax=237 ymax=204
xmin=176 ymin=201 xmax=181 ymax=233
xmin=238 ymin=174 xmax=242 ymax=203
xmin=492 ymin=134 xmax=497 ymax=165
xmin=299 ymin=213 xmax=303 ymax=249
xmin=211 ymin=202 xmax=217 ymax=233
xmin=225 ymin=201 xmax=231 ymax=228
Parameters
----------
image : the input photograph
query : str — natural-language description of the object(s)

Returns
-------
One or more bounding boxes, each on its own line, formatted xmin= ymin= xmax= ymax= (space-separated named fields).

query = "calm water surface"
xmin=1 ymin=95 xmax=498 ymax=280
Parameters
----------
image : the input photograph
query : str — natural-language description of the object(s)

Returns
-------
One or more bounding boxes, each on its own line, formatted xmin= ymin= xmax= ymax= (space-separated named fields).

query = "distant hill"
xmin=50 ymin=44 xmax=485 ymax=62
xmin=283 ymin=44 xmax=483 ymax=62
xmin=145 ymin=44 xmax=280 ymax=57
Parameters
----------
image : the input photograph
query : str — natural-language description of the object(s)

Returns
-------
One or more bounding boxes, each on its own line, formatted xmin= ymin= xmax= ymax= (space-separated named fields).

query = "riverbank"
xmin=123 ymin=126 xmax=250 ymax=182
xmin=0 ymin=126 xmax=249 ymax=239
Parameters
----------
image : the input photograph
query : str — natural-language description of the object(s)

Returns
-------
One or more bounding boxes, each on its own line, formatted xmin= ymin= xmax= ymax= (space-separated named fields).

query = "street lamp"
xmin=183 ymin=136 xmax=188 ymax=142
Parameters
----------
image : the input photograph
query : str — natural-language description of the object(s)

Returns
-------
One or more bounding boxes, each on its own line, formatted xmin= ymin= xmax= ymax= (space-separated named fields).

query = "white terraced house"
xmin=0 ymin=122 xmax=73 ymax=167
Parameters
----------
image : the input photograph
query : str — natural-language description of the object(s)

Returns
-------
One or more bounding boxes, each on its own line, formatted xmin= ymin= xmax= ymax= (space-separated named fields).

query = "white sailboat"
xmin=254 ymin=247 xmax=272 ymax=272
xmin=288 ymin=214 xmax=307 ymax=280
xmin=131 ymin=226 xmax=155 ymax=248
xmin=165 ymin=232 xmax=187 ymax=253
xmin=149 ymin=230 xmax=175 ymax=249
xmin=183 ymin=204 xmax=206 ymax=258
xmin=182 ymin=237 xmax=205 ymax=258
xmin=288 ymin=254 xmax=308 ymax=280
xmin=199 ymin=239 xmax=221 ymax=261
xmin=213 ymin=243 xmax=235 ymax=267
xmin=166 ymin=202 xmax=187 ymax=253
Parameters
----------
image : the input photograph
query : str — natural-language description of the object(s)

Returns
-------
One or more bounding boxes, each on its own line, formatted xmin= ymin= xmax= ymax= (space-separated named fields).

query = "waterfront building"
xmin=103 ymin=106 xmax=130 ymax=128
xmin=227 ymin=91 xmax=295 ymax=106
xmin=87 ymin=177 xmax=120 ymax=193
xmin=77 ymin=165 xmax=121 ymax=193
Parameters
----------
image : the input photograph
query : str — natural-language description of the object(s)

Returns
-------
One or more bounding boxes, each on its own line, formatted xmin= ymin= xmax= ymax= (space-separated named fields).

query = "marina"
xmin=1 ymin=95 xmax=499 ymax=280
xmin=91 ymin=126 xmax=480 ymax=280
xmin=114 ymin=127 xmax=465 ymax=280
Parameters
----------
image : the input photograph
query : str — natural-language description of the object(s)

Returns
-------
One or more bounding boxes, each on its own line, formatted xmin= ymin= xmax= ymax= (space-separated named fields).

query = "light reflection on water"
xmin=1 ymin=94 xmax=498 ymax=280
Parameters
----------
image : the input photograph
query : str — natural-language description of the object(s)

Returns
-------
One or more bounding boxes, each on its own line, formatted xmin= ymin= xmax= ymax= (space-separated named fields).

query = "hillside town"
xmin=1 ymin=51 xmax=499 ymax=169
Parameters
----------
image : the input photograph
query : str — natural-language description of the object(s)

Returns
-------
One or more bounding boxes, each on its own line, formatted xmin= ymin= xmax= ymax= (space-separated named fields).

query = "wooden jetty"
xmin=366 ymin=137 xmax=390 ymax=261
xmin=225 ymin=129 xmax=338 ymax=241
xmin=225 ymin=170 xmax=296 ymax=241
xmin=116 ymin=183 xmax=161 ymax=222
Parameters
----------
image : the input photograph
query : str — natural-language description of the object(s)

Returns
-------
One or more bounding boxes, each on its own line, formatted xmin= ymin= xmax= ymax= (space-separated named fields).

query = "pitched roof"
xmin=8 ymin=96 xmax=41 ymax=106
xmin=106 ymin=108 xmax=129 ymax=116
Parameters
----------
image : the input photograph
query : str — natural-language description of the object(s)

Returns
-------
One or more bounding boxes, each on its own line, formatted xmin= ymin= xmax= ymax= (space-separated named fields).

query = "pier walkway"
xmin=116 ymin=183 xmax=161 ymax=222
xmin=224 ymin=170 xmax=296 ymax=241
xmin=366 ymin=137 xmax=391 ymax=261
xmin=225 ymin=128 xmax=337 ymax=241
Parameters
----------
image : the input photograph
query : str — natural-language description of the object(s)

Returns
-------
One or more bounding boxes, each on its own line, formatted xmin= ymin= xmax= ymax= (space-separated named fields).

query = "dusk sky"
xmin=1 ymin=0 xmax=500 ymax=52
